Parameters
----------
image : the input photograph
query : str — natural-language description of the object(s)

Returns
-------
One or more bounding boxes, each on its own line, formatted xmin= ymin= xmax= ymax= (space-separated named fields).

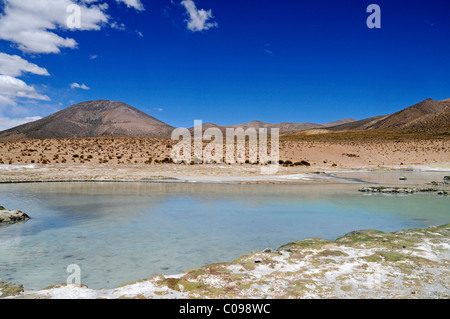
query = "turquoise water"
xmin=0 ymin=181 xmax=448 ymax=290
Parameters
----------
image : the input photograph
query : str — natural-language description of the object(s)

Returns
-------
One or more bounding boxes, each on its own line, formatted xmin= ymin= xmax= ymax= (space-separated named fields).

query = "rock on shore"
xmin=0 ymin=280 xmax=24 ymax=297
xmin=359 ymin=186 xmax=448 ymax=195
xmin=0 ymin=206 xmax=30 ymax=224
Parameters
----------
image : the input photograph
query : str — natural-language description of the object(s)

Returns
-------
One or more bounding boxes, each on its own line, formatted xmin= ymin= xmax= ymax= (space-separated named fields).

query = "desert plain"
xmin=0 ymin=131 xmax=448 ymax=183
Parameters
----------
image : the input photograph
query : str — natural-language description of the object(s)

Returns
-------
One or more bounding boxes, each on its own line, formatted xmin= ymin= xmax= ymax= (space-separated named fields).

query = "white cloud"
xmin=0 ymin=116 xmax=42 ymax=131
xmin=0 ymin=0 xmax=109 ymax=54
xmin=0 ymin=52 xmax=50 ymax=77
xmin=70 ymin=83 xmax=90 ymax=90
xmin=0 ymin=0 xmax=147 ymax=109
xmin=0 ymin=95 xmax=15 ymax=106
xmin=181 ymin=0 xmax=218 ymax=32
xmin=110 ymin=21 xmax=126 ymax=30
xmin=0 ymin=75 xmax=51 ymax=105
xmin=0 ymin=53 xmax=50 ymax=106
xmin=89 ymin=54 xmax=100 ymax=60
xmin=154 ymin=108 xmax=164 ymax=112
xmin=116 ymin=0 xmax=145 ymax=11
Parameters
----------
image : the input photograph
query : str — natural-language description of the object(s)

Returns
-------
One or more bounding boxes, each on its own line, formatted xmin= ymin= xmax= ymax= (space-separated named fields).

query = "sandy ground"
xmin=0 ymin=137 xmax=448 ymax=167
xmin=0 ymin=162 xmax=449 ymax=185
xmin=0 ymin=137 xmax=448 ymax=183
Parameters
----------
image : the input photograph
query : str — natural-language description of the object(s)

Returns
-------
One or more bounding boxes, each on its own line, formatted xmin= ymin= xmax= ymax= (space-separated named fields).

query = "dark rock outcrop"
xmin=0 ymin=207 xmax=30 ymax=224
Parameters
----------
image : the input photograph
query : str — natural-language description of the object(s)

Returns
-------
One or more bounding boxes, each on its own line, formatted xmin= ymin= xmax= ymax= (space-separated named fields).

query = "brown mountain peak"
xmin=0 ymin=100 xmax=174 ymax=141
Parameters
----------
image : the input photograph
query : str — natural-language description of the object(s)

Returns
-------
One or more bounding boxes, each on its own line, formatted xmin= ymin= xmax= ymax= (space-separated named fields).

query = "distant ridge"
xmin=0 ymin=100 xmax=174 ymax=141
xmin=188 ymin=119 xmax=357 ymax=135
xmin=327 ymin=115 xmax=389 ymax=131
xmin=327 ymin=98 xmax=450 ymax=133
xmin=0 ymin=97 xmax=448 ymax=141
xmin=322 ymin=118 xmax=358 ymax=128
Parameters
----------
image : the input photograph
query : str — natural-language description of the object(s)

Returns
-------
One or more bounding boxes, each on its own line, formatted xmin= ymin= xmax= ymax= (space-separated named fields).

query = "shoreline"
xmin=0 ymin=163 xmax=449 ymax=185
xmin=3 ymin=223 xmax=449 ymax=299
xmin=0 ymin=165 xmax=448 ymax=299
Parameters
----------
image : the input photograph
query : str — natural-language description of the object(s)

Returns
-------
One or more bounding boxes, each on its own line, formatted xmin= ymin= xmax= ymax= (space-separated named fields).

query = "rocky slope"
xmin=0 ymin=100 xmax=175 ymax=141
xmin=328 ymin=98 xmax=450 ymax=133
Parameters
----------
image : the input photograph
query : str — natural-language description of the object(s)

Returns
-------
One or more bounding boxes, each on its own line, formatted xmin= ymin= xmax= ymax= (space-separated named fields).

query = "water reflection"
xmin=0 ymin=180 xmax=448 ymax=290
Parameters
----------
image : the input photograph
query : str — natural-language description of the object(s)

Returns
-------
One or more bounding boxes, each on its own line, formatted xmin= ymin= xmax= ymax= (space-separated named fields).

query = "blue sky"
xmin=0 ymin=0 xmax=449 ymax=130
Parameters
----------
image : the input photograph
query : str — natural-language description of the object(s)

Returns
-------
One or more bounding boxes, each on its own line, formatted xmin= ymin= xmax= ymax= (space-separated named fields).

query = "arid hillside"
xmin=0 ymin=100 xmax=174 ymax=141
xmin=327 ymin=98 xmax=450 ymax=133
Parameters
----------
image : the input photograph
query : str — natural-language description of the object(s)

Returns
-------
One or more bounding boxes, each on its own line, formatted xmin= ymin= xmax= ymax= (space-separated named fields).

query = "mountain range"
xmin=0 ymin=98 xmax=448 ymax=141
xmin=187 ymin=118 xmax=357 ymax=136
xmin=327 ymin=98 xmax=450 ymax=133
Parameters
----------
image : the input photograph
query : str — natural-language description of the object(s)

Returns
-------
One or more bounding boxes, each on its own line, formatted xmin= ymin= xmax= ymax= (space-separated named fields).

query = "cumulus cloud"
xmin=0 ymin=52 xmax=50 ymax=105
xmin=154 ymin=107 xmax=164 ymax=112
xmin=0 ymin=1 xmax=145 ymax=108
xmin=0 ymin=0 xmax=218 ymax=111
xmin=0 ymin=116 xmax=42 ymax=131
xmin=0 ymin=53 xmax=50 ymax=77
xmin=0 ymin=0 xmax=109 ymax=54
xmin=181 ymin=0 xmax=218 ymax=32
xmin=0 ymin=75 xmax=51 ymax=105
xmin=116 ymin=0 xmax=145 ymax=11
xmin=70 ymin=83 xmax=90 ymax=90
